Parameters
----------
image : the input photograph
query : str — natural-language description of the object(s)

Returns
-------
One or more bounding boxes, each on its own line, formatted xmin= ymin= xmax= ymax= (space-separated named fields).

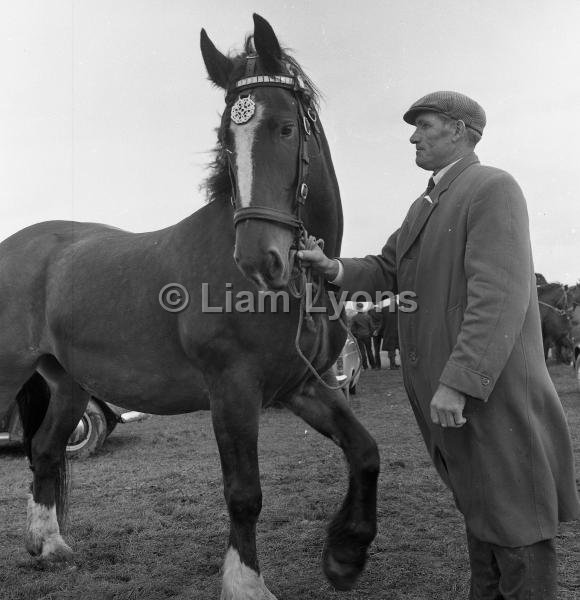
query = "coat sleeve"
xmin=438 ymin=171 xmax=532 ymax=400
xmin=339 ymin=229 xmax=399 ymax=302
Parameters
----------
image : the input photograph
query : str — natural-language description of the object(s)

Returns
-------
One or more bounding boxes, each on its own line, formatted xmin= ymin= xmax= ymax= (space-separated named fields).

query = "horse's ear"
xmin=253 ymin=14 xmax=282 ymax=72
xmin=200 ymin=28 xmax=234 ymax=89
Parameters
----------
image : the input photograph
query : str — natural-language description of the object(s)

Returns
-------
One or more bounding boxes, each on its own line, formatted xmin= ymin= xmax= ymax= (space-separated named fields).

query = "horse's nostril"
xmin=266 ymin=249 xmax=285 ymax=279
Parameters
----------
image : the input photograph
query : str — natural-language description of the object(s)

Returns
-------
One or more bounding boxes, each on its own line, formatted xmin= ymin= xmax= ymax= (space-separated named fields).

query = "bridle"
xmin=224 ymin=58 xmax=321 ymax=272
xmin=537 ymin=283 xmax=571 ymax=312
xmin=223 ymin=59 xmax=350 ymax=390
xmin=538 ymin=300 xmax=571 ymax=319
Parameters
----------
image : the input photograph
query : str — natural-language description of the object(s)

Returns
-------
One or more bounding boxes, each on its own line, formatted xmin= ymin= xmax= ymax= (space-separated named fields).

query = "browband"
xmin=231 ymin=74 xmax=305 ymax=95
xmin=234 ymin=75 xmax=294 ymax=88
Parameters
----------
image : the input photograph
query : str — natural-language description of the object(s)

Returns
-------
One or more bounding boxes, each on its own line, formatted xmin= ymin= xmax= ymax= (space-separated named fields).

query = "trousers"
xmin=467 ymin=530 xmax=557 ymax=599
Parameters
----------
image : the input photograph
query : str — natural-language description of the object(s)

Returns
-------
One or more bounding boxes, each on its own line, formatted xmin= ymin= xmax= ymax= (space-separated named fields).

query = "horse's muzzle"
xmin=233 ymin=247 xmax=290 ymax=290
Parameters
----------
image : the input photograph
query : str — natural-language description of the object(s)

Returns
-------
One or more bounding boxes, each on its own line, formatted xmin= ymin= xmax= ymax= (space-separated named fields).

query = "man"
xmin=368 ymin=305 xmax=384 ymax=368
xmin=350 ymin=302 xmax=375 ymax=370
xmin=299 ymin=91 xmax=580 ymax=598
xmin=381 ymin=299 xmax=399 ymax=370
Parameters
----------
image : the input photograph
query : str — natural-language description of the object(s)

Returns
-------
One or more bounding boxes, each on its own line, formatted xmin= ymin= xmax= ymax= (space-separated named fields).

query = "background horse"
xmin=537 ymin=282 xmax=576 ymax=363
xmin=537 ymin=281 xmax=574 ymax=310
xmin=538 ymin=302 xmax=574 ymax=364
xmin=0 ymin=15 xmax=379 ymax=599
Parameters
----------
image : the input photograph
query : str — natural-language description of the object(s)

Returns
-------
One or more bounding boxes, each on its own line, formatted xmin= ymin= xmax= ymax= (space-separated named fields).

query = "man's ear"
xmin=453 ymin=119 xmax=467 ymax=141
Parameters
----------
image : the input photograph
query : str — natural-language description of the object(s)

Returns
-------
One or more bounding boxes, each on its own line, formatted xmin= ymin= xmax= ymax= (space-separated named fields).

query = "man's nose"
xmin=409 ymin=129 xmax=420 ymax=144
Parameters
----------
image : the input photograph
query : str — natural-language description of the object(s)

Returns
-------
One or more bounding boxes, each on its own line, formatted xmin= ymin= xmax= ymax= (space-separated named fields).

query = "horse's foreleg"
xmin=286 ymin=377 xmax=379 ymax=592
xmin=25 ymin=358 xmax=89 ymax=562
xmin=209 ymin=376 xmax=277 ymax=600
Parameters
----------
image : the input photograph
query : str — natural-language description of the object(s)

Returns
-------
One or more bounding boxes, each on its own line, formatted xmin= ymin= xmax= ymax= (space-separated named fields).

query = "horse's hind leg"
xmin=209 ymin=373 xmax=277 ymax=600
xmin=286 ymin=377 xmax=379 ymax=592
xmin=23 ymin=356 xmax=90 ymax=562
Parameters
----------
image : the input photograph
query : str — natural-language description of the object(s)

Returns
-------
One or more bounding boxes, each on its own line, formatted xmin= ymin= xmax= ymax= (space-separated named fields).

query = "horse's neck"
xmin=539 ymin=285 xmax=562 ymax=304
xmin=167 ymin=199 xmax=235 ymax=257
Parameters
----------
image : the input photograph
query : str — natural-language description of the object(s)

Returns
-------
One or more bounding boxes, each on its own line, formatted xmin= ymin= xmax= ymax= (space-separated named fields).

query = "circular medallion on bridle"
xmin=231 ymin=95 xmax=256 ymax=124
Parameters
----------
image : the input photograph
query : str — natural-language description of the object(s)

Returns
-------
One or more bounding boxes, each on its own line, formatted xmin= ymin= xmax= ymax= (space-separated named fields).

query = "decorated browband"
xmin=229 ymin=73 xmax=308 ymax=125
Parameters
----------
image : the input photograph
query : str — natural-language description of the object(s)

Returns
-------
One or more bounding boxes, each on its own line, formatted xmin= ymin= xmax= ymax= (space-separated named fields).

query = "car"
xmin=0 ymin=397 xmax=148 ymax=459
xmin=332 ymin=330 xmax=362 ymax=399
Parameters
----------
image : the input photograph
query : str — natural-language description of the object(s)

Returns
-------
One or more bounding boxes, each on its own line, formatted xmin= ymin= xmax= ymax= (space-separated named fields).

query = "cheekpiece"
xmin=231 ymin=95 xmax=256 ymax=125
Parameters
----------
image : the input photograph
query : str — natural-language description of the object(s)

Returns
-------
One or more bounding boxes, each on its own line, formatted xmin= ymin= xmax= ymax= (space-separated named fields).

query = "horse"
xmin=538 ymin=301 xmax=574 ymax=364
xmin=0 ymin=14 xmax=379 ymax=599
xmin=537 ymin=282 xmax=574 ymax=310
xmin=568 ymin=283 xmax=580 ymax=308
xmin=537 ymin=282 xmax=576 ymax=363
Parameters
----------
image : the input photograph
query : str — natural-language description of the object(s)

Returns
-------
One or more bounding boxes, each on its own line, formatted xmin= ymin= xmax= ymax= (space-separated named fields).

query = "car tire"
xmin=104 ymin=410 xmax=118 ymax=437
xmin=66 ymin=399 xmax=108 ymax=459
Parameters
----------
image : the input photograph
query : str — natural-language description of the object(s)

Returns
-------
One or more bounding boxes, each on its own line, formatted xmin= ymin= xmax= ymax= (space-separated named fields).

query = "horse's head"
xmin=201 ymin=14 xmax=342 ymax=290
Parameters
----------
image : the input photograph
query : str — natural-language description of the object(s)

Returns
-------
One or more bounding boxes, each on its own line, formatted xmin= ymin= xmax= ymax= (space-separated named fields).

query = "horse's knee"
xmin=358 ymin=434 xmax=380 ymax=479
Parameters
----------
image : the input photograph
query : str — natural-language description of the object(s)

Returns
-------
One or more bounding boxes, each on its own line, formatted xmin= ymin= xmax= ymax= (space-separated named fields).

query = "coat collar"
xmin=429 ymin=152 xmax=479 ymax=203
xmin=397 ymin=152 xmax=480 ymax=264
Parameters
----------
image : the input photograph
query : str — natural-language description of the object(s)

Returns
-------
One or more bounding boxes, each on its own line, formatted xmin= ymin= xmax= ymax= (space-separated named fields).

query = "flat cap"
xmin=403 ymin=91 xmax=486 ymax=135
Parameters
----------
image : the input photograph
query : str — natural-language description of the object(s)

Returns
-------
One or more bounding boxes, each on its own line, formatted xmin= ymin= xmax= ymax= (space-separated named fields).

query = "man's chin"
xmin=415 ymin=157 xmax=432 ymax=170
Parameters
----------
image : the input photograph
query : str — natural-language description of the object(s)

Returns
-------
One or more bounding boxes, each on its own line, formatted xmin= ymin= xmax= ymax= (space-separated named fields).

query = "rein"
xmin=539 ymin=300 xmax=570 ymax=318
xmin=226 ymin=63 xmax=347 ymax=391
xmin=538 ymin=284 xmax=570 ymax=312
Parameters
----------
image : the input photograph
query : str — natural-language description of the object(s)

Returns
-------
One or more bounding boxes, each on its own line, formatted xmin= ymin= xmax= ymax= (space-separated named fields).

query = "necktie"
xmin=423 ymin=176 xmax=435 ymax=203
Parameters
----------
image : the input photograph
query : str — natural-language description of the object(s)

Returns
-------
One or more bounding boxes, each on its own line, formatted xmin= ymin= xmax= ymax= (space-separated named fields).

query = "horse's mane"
xmin=202 ymin=36 xmax=321 ymax=204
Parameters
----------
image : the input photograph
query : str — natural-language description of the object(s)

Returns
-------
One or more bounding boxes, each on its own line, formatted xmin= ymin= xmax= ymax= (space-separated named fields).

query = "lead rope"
xmin=289 ymin=235 xmax=362 ymax=392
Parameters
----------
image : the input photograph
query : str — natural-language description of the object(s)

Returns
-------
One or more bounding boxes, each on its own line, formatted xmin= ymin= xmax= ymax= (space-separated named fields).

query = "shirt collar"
xmin=432 ymin=157 xmax=463 ymax=185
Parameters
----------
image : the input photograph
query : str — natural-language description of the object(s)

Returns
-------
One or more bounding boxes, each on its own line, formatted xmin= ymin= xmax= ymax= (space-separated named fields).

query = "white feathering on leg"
xmin=221 ymin=546 xmax=278 ymax=600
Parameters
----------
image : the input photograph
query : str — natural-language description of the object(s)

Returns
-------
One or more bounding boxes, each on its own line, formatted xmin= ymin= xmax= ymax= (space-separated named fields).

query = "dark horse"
xmin=537 ymin=282 xmax=574 ymax=310
xmin=0 ymin=15 xmax=379 ymax=599
xmin=537 ymin=283 xmax=575 ymax=363
xmin=538 ymin=302 xmax=574 ymax=364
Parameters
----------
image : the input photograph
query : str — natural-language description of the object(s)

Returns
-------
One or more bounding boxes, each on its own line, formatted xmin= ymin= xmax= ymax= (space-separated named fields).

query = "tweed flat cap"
xmin=403 ymin=91 xmax=486 ymax=135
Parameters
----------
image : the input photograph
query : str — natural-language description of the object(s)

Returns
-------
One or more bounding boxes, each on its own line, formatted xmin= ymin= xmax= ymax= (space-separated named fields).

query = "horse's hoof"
xmin=40 ymin=535 xmax=74 ymax=563
xmin=322 ymin=545 xmax=364 ymax=592
xmin=25 ymin=536 xmax=43 ymax=557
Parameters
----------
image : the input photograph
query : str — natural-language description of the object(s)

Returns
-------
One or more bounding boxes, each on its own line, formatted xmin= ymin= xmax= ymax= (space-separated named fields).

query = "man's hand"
xmin=297 ymin=237 xmax=339 ymax=280
xmin=430 ymin=383 xmax=467 ymax=428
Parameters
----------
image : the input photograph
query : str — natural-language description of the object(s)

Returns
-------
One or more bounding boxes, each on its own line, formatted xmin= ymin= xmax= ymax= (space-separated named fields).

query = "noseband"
xmin=225 ymin=59 xmax=320 ymax=249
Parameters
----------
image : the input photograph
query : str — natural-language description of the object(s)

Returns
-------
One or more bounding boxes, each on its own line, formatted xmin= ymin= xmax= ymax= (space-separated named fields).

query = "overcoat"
xmin=340 ymin=153 xmax=580 ymax=546
xmin=380 ymin=303 xmax=399 ymax=352
xmin=350 ymin=311 xmax=373 ymax=338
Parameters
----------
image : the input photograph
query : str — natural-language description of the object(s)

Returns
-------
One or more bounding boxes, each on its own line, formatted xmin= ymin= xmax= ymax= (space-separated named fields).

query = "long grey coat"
xmin=340 ymin=153 xmax=580 ymax=546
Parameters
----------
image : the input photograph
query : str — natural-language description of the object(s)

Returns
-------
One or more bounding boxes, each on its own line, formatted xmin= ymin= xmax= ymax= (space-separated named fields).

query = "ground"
xmin=0 ymin=362 xmax=578 ymax=600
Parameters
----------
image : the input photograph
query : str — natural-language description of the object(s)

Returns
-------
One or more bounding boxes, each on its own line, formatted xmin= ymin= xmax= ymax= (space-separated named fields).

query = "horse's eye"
xmin=280 ymin=124 xmax=294 ymax=137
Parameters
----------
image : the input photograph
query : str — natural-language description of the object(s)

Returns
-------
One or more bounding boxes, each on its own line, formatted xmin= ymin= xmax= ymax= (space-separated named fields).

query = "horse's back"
xmin=0 ymin=219 xmax=213 ymax=412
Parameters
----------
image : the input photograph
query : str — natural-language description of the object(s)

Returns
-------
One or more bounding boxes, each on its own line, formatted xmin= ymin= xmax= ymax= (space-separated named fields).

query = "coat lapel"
xmin=397 ymin=153 xmax=480 ymax=263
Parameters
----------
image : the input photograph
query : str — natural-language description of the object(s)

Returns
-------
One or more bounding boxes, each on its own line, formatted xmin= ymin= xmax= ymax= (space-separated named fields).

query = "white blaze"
xmin=221 ymin=546 xmax=278 ymax=600
xmin=230 ymin=102 xmax=264 ymax=208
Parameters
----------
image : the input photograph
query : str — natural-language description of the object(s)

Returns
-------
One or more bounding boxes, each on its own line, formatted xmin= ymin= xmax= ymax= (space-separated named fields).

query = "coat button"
xmin=408 ymin=351 xmax=417 ymax=362
xmin=480 ymin=376 xmax=490 ymax=386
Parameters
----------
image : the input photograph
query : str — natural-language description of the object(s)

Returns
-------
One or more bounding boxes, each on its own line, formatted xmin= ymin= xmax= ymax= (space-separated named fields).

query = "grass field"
xmin=1 ymin=362 xmax=579 ymax=599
